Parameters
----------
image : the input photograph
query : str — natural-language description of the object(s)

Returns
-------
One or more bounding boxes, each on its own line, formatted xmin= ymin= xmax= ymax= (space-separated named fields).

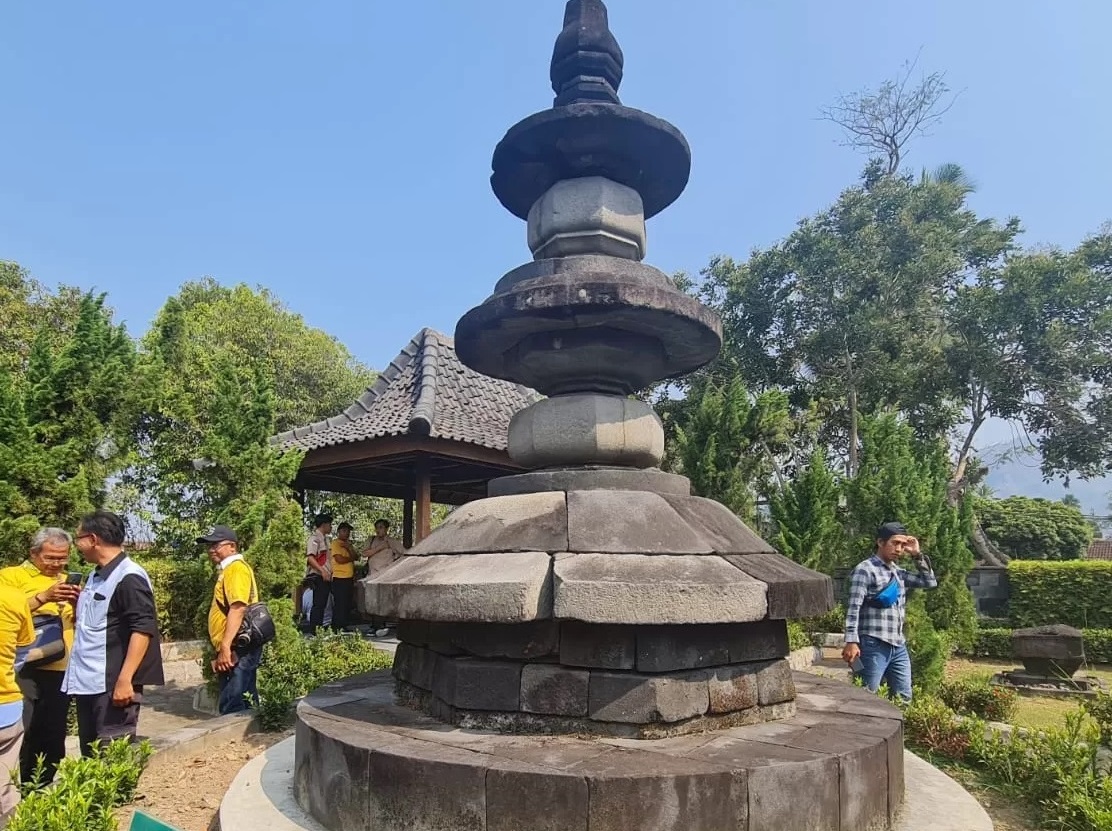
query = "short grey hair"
xmin=30 ymin=527 xmax=73 ymax=555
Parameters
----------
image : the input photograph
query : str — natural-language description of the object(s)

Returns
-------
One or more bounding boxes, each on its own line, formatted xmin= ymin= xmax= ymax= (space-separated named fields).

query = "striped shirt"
xmin=844 ymin=554 xmax=938 ymax=647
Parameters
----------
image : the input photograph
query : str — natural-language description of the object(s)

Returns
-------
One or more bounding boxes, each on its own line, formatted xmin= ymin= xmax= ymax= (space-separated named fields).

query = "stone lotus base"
xmin=294 ymin=670 xmax=904 ymax=831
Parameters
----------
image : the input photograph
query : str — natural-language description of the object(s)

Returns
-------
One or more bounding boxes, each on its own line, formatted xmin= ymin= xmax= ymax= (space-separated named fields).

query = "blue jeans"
xmin=856 ymin=634 xmax=913 ymax=702
xmin=218 ymin=646 xmax=262 ymax=715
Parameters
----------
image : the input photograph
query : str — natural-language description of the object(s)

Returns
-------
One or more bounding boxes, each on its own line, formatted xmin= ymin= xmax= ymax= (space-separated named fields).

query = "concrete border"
xmin=146 ymin=711 xmax=260 ymax=768
xmin=222 ymin=738 xmax=992 ymax=831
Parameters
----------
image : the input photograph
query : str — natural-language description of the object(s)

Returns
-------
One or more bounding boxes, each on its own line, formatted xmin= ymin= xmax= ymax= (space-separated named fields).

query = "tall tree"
xmin=769 ymin=449 xmax=844 ymax=573
xmin=0 ymin=292 xmax=136 ymax=559
xmin=821 ymin=57 xmax=957 ymax=175
xmin=977 ymin=495 xmax=1095 ymax=561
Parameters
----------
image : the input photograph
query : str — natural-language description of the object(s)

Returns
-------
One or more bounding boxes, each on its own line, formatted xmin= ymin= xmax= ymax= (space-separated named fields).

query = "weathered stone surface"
xmin=553 ymin=552 xmax=768 ymax=624
xmin=488 ymin=467 xmax=692 ymax=498
xmin=707 ymin=665 xmax=758 ymax=714
xmin=367 ymin=739 xmax=488 ymax=831
xmin=527 ymin=176 xmax=646 ymax=260
xmin=294 ymin=716 xmax=372 ymax=831
xmin=363 ymin=552 xmax=553 ymax=623
xmin=588 ymin=670 xmax=709 ymax=723
xmin=296 ymin=669 xmax=899 ymax=831
xmin=755 ymin=659 xmax=796 ymax=706
xmin=392 ymin=643 xmax=436 ymax=691
xmin=435 ymin=657 xmax=523 ymax=712
xmin=549 ymin=0 xmax=623 ymax=107
xmin=486 ymin=765 xmax=588 ymax=831
xmin=407 ymin=492 xmax=568 ymax=555
xmin=786 ymin=726 xmax=890 ymax=831
xmin=435 ymin=621 xmax=559 ymax=660
xmin=566 ymin=490 xmax=711 ymax=553
xmin=521 ymin=664 xmax=590 ymax=716
xmin=578 ymin=748 xmax=747 ymax=831
xmin=507 ymin=394 xmax=664 ymax=469
xmin=699 ymin=738 xmax=840 ymax=830
xmin=559 ymin=621 xmax=636 ymax=669
xmin=635 ymin=624 xmax=728 ymax=672
xmin=1013 ymin=624 xmax=1086 ymax=677
xmin=724 ymin=551 xmax=835 ymax=619
xmin=395 ymin=619 xmax=430 ymax=646
xmin=659 ymin=494 xmax=774 ymax=554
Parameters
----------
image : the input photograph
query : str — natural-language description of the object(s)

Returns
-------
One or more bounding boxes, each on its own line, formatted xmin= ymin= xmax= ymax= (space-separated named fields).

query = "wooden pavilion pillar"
xmin=403 ymin=498 xmax=414 ymax=549
xmin=415 ymin=458 xmax=432 ymax=543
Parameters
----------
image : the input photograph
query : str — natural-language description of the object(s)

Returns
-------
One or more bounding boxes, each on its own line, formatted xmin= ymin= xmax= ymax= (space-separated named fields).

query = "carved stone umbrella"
xmin=296 ymin=4 xmax=905 ymax=828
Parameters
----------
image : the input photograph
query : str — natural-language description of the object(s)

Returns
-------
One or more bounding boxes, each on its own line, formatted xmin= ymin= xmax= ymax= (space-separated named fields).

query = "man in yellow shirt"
xmin=0 ymin=583 xmax=35 ymax=820
xmin=198 ymin=525 xmax=260 ymax=715
xmin=329 ymin=522 xmax=357 ymax=631
xmin=0 ymin=528 xmax=80 ymax=787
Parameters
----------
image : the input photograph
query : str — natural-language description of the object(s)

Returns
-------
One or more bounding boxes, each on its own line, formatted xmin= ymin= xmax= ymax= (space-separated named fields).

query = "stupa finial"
xmin=550 ymin=0 xmax=624 ymax=106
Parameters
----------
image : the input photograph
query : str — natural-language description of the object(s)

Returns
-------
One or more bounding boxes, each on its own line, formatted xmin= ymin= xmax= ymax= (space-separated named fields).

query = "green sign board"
xmin=129 ymin=811 xmax=184 ymax=831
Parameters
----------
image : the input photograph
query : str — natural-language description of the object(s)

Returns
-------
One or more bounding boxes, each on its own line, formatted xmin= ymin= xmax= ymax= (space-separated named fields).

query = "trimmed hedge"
xmin=133 ymin=555 xmax=211 ymax=642
xmin=971 ymin=627 xmax=1112 ymax=665
xmin=1008 ymin=560 xmax=1112 ymax=629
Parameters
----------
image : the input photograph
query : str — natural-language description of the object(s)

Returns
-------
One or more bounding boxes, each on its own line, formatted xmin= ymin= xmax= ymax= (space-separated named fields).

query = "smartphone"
xmin=851 ymin=657 xmax=865 ymax=673
xmin=66 ymin=572 xmax=84 ymax=586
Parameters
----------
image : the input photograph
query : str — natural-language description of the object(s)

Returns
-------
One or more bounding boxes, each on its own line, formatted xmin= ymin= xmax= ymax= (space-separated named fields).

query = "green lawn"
xmin=945 ymin=658 xmax=1110 ymax=729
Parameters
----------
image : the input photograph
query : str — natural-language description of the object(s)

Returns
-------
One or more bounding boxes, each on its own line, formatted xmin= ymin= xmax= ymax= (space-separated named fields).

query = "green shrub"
xmin=970 ymin=627 xmax=1013 ymax=660
xmin=939 ymin=674 xmax=1017 ymax=722
xmin=1083 ymin=629 xmax=1112 ymax=664
xmin=904 ymin=692 xmax=977 ymax=761
xmin=1008 ymin=560 xmax=1112 ymax=629
xmin=925 ymin=574 xmax=978 ymax=654
xmin=11 ymin=738 xmax=152 ymax=831
xmin=798 ymin=604 xmax=845 ymax=635
xmin=787 ymin=621 xmax=811 ymax=652
xmin=906 ymin=598 xmax=948 ymax=694
xmin=1083 ymin=691 xmax=1112 ymax=747
xmin=256 ymin=598 xmax=393 ymax=730
xmin=133 ymin=553 xmax=212 ymax=641
xmin=978 ymin=495 xmax=1094 ymax=561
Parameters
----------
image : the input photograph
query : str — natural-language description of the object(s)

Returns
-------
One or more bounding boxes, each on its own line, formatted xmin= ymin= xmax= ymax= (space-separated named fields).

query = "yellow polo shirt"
xmin=209 ymin=556 xmax=257 ymax=650
xmin=329 ymin=540 xmax=355 ymax=579
xmin=0 ymin=585 xmax=34 ymax=704
xmin=0 ymin=561 xmax=76 ymax=673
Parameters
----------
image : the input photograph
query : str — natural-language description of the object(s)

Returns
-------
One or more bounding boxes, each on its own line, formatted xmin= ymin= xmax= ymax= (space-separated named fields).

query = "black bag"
xmin=217 ymin=571 xmax=276 ymax=653
xmin=15 ymin=615 xmax=66 ymax=671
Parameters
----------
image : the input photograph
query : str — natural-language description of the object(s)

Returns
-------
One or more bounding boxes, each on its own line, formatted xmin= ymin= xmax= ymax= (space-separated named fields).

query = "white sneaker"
xmin=374 ymin=628 xmax=390 ymax=637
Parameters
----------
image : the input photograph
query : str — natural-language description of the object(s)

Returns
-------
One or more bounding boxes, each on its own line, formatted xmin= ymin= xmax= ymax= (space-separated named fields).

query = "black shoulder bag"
xmin=217 ymin=571 xmax=276 ymax=653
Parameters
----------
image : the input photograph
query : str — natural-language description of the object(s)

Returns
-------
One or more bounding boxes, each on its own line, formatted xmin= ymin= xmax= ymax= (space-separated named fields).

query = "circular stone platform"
xmin=293 ymin=670 xmax=904 ymax=831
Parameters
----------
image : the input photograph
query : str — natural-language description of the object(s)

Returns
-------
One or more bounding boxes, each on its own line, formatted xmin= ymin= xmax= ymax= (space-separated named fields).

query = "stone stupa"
xmin=296 ymin=3 xmax=905 ymax=828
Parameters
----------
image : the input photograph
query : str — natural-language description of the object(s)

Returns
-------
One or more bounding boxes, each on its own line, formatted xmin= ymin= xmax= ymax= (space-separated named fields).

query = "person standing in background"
xmin=329 ymin=522 xmax=356 ymax=631
xmin=362 ymin=519 xmax=406 ymax=577
xmin=0 ymin=585 xmax=34 ymax=821
xmin=0 ymin=528 xmax=80 ymax=786
xmin=62 ymin=511 xmax=164 ymax=755
xmin=304 ymin=513 xmax=332 ymax=634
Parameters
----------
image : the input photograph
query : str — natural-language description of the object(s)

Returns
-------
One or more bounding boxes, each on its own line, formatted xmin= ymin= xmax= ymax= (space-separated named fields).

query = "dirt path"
xmin=116 ymin=732 xmax=290 ymax=831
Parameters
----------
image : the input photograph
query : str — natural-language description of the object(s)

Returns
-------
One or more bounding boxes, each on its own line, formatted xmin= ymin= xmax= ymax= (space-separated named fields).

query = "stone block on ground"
xmin=435 ymin=657 xmax=523 ymax=712
xmin=520 ymin=664 xmax=590 ymax=717
xmin=486 ymin=765 xmax=589 ymax=831
xmin=723 ymin=551 xmax=835 ymax=619
xmin=559 ymin=621 xmax=636 ymax=669
xmin=392 ymin=643 xmax=436 ymax=691
xmin=588 ymin=670 xmax=709 ymax=723
xmin=363 ymin=551 xmax=553 ymax=623
xmin=407 ymin=492 xmax=568 ymax=555
xmin=553 ymin=552 xmax=768 ymax=624
xmin=755 ymin=659 xmax=796 ymax=706
xmin=706 ymin=665 xmax=758 ymax=714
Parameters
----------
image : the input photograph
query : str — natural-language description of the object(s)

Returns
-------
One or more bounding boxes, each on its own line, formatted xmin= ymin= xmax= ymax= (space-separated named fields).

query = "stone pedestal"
xmin=1012 ymin=623 xmax=1086 ymax=677
xmin=295 ymin=2 xmax=899 ymax=829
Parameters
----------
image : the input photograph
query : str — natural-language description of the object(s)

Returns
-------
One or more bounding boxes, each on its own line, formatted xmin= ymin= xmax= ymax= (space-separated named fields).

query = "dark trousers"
xmin=331 ymin=577 xmax=354 ymax=631
xmin=75 ymin=688 xmax=142 ymax=757
xmin=307 ymin=574 xmax=331 ymax=633
xmin=218 ymin=646 xmax=262 ymax=714
xmin=17 ymin=668 xmax=68 ymax=785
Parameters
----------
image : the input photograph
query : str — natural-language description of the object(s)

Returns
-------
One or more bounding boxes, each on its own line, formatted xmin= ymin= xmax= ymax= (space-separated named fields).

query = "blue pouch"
xmin=865 ymin=576 xmax=900 ymax=609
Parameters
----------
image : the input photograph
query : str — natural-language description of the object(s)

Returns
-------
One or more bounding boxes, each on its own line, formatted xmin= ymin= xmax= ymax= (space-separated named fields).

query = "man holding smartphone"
xmin=842 ymin=521 xmax=938 ymax=702
xmin=0 ymin=528 xmax=80 ymax=786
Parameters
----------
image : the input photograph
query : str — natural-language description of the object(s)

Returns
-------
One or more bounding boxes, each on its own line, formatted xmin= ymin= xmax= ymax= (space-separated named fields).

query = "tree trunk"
xmin=971 ymin=519 xmax=1009 ymax=567
xmin=847 ymin=385 xmax=859 ymax=478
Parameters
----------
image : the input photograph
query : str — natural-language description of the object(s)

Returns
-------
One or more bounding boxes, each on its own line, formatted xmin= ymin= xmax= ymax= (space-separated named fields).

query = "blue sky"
xmin=3 ymin=1 xmax=1110 ymax=507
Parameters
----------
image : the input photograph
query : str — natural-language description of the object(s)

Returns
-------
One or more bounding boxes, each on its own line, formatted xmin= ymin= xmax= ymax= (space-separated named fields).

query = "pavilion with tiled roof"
xmin=275 ymin=328 xmax=539 ymax=544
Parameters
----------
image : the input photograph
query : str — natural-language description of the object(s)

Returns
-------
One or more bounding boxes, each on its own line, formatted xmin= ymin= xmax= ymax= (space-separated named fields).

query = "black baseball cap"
xmin=197 ymin=525 xmax=238 ymax=544
xmin=876 ymin=521 xmax=909 ymax=540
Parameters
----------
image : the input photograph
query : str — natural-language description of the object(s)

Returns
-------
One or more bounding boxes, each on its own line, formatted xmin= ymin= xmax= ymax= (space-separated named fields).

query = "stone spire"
xmin=550 ymin=0 xmax=624 ymax=106
xmin=364 ymin=0 xmax=835 ymax=739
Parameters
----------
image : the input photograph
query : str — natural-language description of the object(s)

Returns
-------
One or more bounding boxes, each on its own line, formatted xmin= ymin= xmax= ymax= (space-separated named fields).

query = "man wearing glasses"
xmin=198 ymin=525 xmax=261 ymax=714
xmin=62 ymin=511 xmax=164 ymax=755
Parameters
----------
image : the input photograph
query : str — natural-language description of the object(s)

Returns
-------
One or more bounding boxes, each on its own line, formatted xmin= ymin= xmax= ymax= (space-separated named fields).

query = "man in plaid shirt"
xmin=842 ymin=521 xmax=937 ymax=701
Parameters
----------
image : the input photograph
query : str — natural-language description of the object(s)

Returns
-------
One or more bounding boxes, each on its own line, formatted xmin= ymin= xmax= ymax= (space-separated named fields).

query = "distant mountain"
xmin=982 ymin=443 xmax=1110 ymax=518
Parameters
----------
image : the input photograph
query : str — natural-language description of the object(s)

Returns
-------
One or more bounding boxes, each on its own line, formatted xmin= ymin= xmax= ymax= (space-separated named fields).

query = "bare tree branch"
xmin=820 ymin=53 xmax=960 ymax=176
